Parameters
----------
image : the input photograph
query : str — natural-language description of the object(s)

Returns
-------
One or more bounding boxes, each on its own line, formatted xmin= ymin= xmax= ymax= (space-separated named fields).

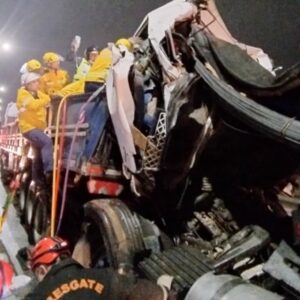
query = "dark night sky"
xmin=0 ymin=0 xmax=169 ymax=103
xmin=216 ymin=0 xmax=300 ymax=68
xmin=0 ymin=0 xmax=299 ymax=107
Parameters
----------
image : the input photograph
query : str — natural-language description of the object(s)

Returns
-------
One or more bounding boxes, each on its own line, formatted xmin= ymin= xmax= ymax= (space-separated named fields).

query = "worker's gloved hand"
xmin=71 ymin=35 xmax=81 ymax=53
xmin=126 ymin=279 xmax=169 ymax=300
xmin=121 ymin=274 xmax=180 ymax=300
xmin=157 ymin=275 xmax=180 ymax=300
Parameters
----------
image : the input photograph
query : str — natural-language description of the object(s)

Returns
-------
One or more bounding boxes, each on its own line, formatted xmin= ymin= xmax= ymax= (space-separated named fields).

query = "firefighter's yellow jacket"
xmin=58 ymin=48 xmax=112 ymax=97
xmin=39 ymin=69 xmax=69 ymax=96
xmin=16 ymin=88 xmax=50 ymax=133
xmin=58 ymin=79 xmax=85 ymax=97
xmin=85 ymin=48 xmax=112 ymax=83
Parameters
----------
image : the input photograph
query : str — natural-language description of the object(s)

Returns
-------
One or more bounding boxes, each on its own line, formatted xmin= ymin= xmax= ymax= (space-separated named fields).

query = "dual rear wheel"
xmin=17 ymin=179 xmax=49 ymax=245
xmin=81 ymin=198 xmax=161 ymax=270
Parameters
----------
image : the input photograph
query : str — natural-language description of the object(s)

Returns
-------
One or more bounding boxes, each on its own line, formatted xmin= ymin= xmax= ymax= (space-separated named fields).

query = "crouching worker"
xmin=16 ymin=72 xmax=53 ymax=185
xmin=25 ymin=236 xmax=177 ymax=300
xmin=84 ymin=38 xmax=133 ymax=93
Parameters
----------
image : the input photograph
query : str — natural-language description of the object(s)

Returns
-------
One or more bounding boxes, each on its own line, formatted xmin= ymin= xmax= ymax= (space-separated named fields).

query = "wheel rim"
xmin=32 ymin=201 xmax=48 ymax=243
xmin=26 ymin=190 xmax=34 ymax=226
xmin=19 ymin=188 xmax=26 ymax=213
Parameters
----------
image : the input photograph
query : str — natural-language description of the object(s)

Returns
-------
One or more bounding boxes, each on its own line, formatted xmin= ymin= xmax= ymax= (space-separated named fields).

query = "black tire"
xmin=29 ymin=191 xmax=50 ymax=245
xmin=84 ymin=199 xmax=145 ymax=270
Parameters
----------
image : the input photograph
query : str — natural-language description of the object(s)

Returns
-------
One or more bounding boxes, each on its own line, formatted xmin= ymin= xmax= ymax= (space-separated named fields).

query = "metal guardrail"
xmin=0 ymin=122 xmax=89 ymax=157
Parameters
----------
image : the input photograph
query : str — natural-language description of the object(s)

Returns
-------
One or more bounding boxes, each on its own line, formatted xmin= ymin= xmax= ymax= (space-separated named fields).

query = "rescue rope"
xmin=53 ymin=98 xmax=67 ymax=229
xmin=50 ymin=93 xmax=81 ymax=237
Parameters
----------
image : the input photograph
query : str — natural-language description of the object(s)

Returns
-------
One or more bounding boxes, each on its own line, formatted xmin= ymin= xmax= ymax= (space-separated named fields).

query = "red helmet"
xmin=0 ymin=260 xmax=13 ymax=298
xmin=30 ymin=237 xmax=70 ymax=270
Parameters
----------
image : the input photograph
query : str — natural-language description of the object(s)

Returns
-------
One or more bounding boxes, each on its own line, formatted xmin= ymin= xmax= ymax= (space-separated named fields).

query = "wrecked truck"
xmin=1 ymin=0 xmax=300 ymax=298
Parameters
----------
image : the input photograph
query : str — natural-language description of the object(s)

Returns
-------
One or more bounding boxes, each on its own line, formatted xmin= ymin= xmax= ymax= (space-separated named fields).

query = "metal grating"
xmin=143 ymin=112 xmax=167 ymax=181
xmin=139 ymin=245 xmax=213 ymax=292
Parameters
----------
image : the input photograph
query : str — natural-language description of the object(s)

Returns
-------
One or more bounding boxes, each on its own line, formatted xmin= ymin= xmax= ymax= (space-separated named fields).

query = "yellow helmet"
xmin=26 ymin=59 xmax=42 ymax=72
xmin=115 ymin=38 xmax=133 ymax=51
xmin=43 ymin=52 xmax=60 ymax=64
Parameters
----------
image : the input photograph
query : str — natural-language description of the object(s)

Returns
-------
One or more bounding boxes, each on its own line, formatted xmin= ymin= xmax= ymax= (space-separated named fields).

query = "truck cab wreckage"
xmin=1 ymin=0 xmax=300 ymax=299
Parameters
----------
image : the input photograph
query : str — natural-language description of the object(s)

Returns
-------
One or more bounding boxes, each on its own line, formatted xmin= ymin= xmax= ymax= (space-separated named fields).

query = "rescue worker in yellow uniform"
xmin=57 ymin=78 xmax=85 ymax=97
xmin=67 ymin=45 xmax=99 ymax=81
xmin=84 ymin=47 xmax=113 ymax=93
xmin=40 ymin=52 xmax=69 ymax=97
xmin=24 ymin=237 xmax=176 ymax=300
xmin=16 ymin=72 xmax=53 ymax=184
xmin=74 ymin=46 xmax=99 ymax=81
xmin=84 ymin=38 xmax=133 ymax=93
xmin=57 ymin=38 xmax=133 ymax=97
xmin=20 ymin=59 xmax=43 ymax=75
xmin=56 ymin=47 xmax=99 ymax=97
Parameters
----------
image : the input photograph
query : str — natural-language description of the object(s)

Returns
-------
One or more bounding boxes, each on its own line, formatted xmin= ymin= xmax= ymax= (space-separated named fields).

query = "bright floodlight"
xmin=2 ymin=42 xmax=12 ymax=52
xmin=0 ymin=86 xmax=6 ymax=92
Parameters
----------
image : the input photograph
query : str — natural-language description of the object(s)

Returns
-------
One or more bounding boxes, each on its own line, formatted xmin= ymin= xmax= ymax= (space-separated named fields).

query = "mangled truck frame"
xmin=1 ymin=0 xmax=300 ymax=298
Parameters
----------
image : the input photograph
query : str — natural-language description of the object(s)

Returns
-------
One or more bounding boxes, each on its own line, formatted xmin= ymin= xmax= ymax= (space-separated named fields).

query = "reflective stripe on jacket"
xmin=73 ymin=58 xmax=91 ymax=81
